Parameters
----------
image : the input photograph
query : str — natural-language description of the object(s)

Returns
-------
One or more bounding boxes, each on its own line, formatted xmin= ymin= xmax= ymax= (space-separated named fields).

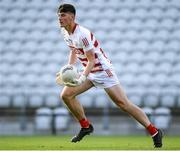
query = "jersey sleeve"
xmin=80 ymin=28 xmax=94 ymax=51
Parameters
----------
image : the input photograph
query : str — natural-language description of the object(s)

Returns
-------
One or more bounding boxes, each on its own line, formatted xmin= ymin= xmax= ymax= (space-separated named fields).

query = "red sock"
xmin=79 ymin=118 xmax=90 ymax=128
xmin=146 ymin=124 xmax=158 ymax=137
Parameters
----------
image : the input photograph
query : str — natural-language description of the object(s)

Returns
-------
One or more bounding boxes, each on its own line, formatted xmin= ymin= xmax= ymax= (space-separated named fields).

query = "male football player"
xmin=56 ymin=3 xmax=163 ymax=147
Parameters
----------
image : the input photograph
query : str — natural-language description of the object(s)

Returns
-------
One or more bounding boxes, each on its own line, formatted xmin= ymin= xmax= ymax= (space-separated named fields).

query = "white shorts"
xmin=87 ymin=69 xmax=120 ymax=88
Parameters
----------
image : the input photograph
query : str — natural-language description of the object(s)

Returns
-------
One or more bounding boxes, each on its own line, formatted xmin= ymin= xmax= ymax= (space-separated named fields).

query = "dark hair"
xmin=57 ymin=3 xmax=76 ymax=15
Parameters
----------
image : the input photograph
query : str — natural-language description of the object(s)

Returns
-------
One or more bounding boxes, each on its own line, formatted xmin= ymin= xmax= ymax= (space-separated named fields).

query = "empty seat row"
xmin=0 ymin=87 xmax=180 ymax=108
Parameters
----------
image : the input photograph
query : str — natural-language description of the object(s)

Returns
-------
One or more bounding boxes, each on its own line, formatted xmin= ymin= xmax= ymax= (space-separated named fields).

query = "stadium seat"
xmin=140 ymin=61 xmax=156 ymax=75
xmin=12 ymin=93 xmax=27 ymax=108
xmin=53 ymin=107 xmax=70 ymax=130
xmin=135 ymin=73 xmax=151 ymax=86
xmin=159 ymin=85 xmax=178 ymax=108
xmin=18 ymin=19 xmax=32 ymax=30
xmin=28 ymin=93 xmax=45 ymax=108
xmin=85 ymin=8 xmax=101 ymax=20
xmin=132 ymin=8 xmax=147 ymax=20
xmin=175 ymin=19 xmax=180 ymax=30
xmin=111 ymin=19 xmax=127 ymax=31
xmin=168 ymin=0 xmax=180 ymax=7
xmin=82 ymin=19 xmax=97 ymax=31
xmin=28 ymin=30 xmax=44 ymax=41
xmin=164 ymin=7 xmax=179 ymax=20
xmin=151 ymin=73 xmax=168 ymax=86
xmin=0 ymin=93 xmax=11 ymax=108
xmin=27 ymin=62 xmax=43 ymax=75
xmin=160 ymin=18 xmax=174 ymax=30
xmin=100 ymin=8 xmax=116 ymax=20
xmin=151 ymin=0 xmax=170 ymax=8
xmin=139 ymin=30 xmax=154 ymax=42
xmin=143 ymin=18 xmax=159 ymax=30
xmin=171 ymin=29 xmax=180 ymax=41
xmin=36 ymin=9 xmax=54 ymax=20
xmin=114 ymin=42 xmax=132 ymax=59
xmin=94 ymin=94 xmax=110 ymax=108
xmin=116 ymin=8 xmax=132 ymax=20
xmin=155 ymin=62 xmax=172 ymax=75
xmin=131 ymin=52 xmax=144 ymax=64
xmin=105 ymin=0 xmax=123 ymax=9
xmin=168 ymin=73 xmax=180 ymax=87
xmin=103 ymin=41 xmax=118 ymax=53
xmin=108 ymin=29 xmax=121 ymax=42
xmin=21 ymin=40 xmax=38 ymax=54
xmin=0 ymin=7 xmax=5 ymax=20
xmin=138 ymin=0 xmax=152 ymax=8
xmin=0 ymin=30 xmax=12 ymax=42
xmin=0 ymin=60 xmax=13 ymax=74
xmin=123 ymin=30 xmax=140 ymax=42
xmin=160 ymin=94 xmax=176 ymax=108
xmin=172 ymin=63 xmax=180 ymax=75
xmin=149 ymin=40 xmax=165 ymax=53
xmin=133 ymin=40 xmax=149 ymax=53
xmin=147 ymin=7 xmax=163 ymax=20
xmin=122 ymin=62 xmax=139 ymax=75
xmin=44 ymin=93 xmax=61 ymax=108
xmin=21 ymin=8 xmax=38 ymax=20
xmin=78 ymin=93 xmax=94 ymax=108
xmin=128 ymin=92 xmax=142 ymax=106
xmin=35 ymin=107 xmax=53 ymax=131
xmin=120 ymin=73 xmax=135 ymax=86
xmin=154 ymin=107 xmax=171 ymax=131
xmin=96 ymin=19 xmax=111 ymax=31
xmin=155 ymin=29 xmax=169 ymax=42
xmin=161 ymin=51 xmax=176 ymax=64
xmin=143 ymin=94 xmax=159 ymax=108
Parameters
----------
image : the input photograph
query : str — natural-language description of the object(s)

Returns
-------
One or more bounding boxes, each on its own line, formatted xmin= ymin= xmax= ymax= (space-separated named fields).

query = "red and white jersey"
xmin=61 ymin=24 xmax=112 ymax=73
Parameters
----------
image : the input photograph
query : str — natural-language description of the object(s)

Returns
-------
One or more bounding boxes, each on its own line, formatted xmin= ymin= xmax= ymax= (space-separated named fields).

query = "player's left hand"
xmin=63 ymin=81 xmax=78 ymax=87
xmin=56 ymin=72 xmax=78 ymax=87
xmin=72 ymin=74 xmax=87 ymax=86
xmin=56 ymin=72 xmax=63 ymax=85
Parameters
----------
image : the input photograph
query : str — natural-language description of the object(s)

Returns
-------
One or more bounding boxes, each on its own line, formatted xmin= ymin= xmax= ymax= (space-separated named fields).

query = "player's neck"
xmin=65 ymin=22 xmax=76 ymax=34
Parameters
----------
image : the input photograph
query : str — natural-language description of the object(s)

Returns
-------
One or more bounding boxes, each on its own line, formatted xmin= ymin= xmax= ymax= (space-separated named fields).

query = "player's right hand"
xmin=72 ymin=74 xmax=86 ymax=86
xmin=56 ymin=72 xmax=63 ymax=85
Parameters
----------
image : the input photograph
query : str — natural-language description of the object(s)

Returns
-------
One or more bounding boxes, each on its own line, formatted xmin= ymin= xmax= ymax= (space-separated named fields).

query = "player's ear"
xmin=70 ymin=14 xmax=75 ymax=21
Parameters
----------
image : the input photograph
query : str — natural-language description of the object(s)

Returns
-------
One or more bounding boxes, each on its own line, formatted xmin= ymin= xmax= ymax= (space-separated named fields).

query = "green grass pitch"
xmin=0 ymin=135 xmax=179 ymax=150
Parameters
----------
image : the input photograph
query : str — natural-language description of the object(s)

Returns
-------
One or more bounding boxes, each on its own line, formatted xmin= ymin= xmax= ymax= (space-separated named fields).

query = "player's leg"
xmin=104 ymin=84 xmax=163 ymax=147
xmin=60 ymin=79 xmax=94 ymax=142
xmin=105 ymin=84 xmax=151 ymax=127
xmin=61 ymin=79 xmax=93 ymax=120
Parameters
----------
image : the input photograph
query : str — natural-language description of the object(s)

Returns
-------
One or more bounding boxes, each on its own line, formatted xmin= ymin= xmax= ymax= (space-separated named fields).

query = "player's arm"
xmin=56 ymin=49 xmax=77 ymax=86
xmin=70 ymin=49 xmax=95 ymax=86
xmin=68 ymin=48 xmax=77 ymax=65
xmin=82 ymin=49 xmax=95 ymax=76
xmin=67 ymin=48 xmax=95 ymax=87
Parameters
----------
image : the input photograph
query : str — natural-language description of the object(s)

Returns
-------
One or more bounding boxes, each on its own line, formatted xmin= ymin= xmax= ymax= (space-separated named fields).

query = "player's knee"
xmin=116 ymin=99 xmax=129 ymax=112
xmin=60 ymin=91 xmax=73 ymax=102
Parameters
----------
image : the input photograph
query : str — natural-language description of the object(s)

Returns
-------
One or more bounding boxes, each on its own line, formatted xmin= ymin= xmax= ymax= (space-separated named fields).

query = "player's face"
xmin=58 ymin=12 xmax=74 ymax=27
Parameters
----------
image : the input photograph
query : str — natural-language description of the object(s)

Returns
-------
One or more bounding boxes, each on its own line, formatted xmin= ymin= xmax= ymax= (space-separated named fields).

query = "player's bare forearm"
xmin=68 ymin=49 xmax=77 ymax=65
xmin=82 ymin=61 xmax=95 ymax=76
xmin=82 ymin=49 xmax=96 ymax=76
